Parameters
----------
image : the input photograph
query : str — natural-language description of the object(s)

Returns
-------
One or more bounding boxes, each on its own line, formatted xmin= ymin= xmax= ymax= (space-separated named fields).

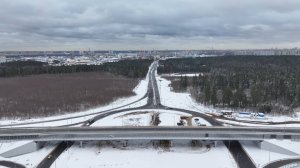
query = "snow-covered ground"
xmin=240 ymin=141 xmax=300 ymax=168
xmin=217 ymin=118 xmax=300 ymax=127
xmin=215 ymin=111 xmax=300 ymax=123
xmin=0 ymin=142 xmax=58 ymax=168
xmin=265 ymin=140 xmax=300 ymax=155
xmin=51 ymin=140 xmax=236 ymax=168
xmin=157 ymin=75 xmax=215 ymax=113
xmin=240 ymin=113 xmax=300 ymax=122
xmin=0 ymin=141 xmax=32 ymax=154
xmin=92 ymin=109 xmax=205 ymax=127
xmin=157 ymin=75 xmax=300 ymax=124
xmin=1 ymin=110 xmax=236 ymax=168
xmin=161 ymin=73 xmax=203 ymax=77
xmin=41 ymin=101 xmax=237 ymax=168
xmin=92 ymin=110 xmax=153 ymax=127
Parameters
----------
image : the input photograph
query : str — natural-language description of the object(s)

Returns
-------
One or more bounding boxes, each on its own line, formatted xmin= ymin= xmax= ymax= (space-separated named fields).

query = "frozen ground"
xmin=0 ymin=142 xmax=58 ymax=168
xmin=1 ymin=110 xmax=234 ymax=168
xmin=240 ymin=141 xmax=300 ymax=168
xmin=264 ymin=140 xmax=300 ymax=155
xmin=0 ymin=141 xmax=32 ymax=154
xmin=157 ymin=75 xmax=215 ymax=113
xmin=215 ymin=111 xmax=300 ymax=123
xmin=157 ymin=75 xmax=300 ymax=124
xmin=92 ymin=110 xmax=153 ymax=127
xmin=217 ymin=118 xmax=300 ymax=127
xmin=51 ymin=140 xmax=237 ymax=168
xmin=161 ymin=73 xmax=203 ymax=77
xmin=92 ymin=109 xmax=204 ymax=127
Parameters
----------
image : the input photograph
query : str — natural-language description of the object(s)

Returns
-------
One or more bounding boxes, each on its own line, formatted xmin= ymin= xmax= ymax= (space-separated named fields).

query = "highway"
xmin=36 ymin=141 xmax=74 ymax=168
xmin=35 ymin=61 xmax=161 ymax=168
xmin=224 ymin=141 xmax=256 ymax=168
xmin=0 ymin=161 xmax=25 ymax=168
xmin=1 ymin=126 xmax=300 ymax=141
xmin=32 ymin=60 xmax=300 ymax=168
xmin=263 ymin=158 xmax=300 ymax=168
xmin=0 ymin=62 xmax=159 ymax=128
xmin=0 ymin=61 xmax=255 ymax=168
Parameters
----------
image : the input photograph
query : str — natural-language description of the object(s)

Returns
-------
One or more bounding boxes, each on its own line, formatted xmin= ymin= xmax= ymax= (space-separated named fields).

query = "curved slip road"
xmin=0 ymin=161 xmax=26 ymax=168
xmin=19 ymin=60 xmax=255 ymax=168
xmin=263 ymin=158 xmax=300 ymax=168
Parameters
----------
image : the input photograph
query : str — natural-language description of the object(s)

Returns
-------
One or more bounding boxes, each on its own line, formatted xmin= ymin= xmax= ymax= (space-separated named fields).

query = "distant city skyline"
xmin=1 ymin=0 xmax=300 ymax=51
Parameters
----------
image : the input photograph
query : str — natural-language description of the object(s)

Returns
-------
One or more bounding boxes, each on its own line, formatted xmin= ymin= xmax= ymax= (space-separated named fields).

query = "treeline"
xmin=0 ymin=59 xmax=153 ymax=78
xmin=158 ymin=56 xmax=300 ymax=114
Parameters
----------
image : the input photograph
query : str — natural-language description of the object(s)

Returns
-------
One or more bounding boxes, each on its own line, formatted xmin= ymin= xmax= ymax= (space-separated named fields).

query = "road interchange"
xmin=1 ymin=61 xmax=299 ymax=168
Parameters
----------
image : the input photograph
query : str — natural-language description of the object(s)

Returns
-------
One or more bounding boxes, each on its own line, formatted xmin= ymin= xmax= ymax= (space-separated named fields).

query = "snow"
xmin=192 ymin=117 xmax=212 ymax=126
xmin=229 ymin=113 xmax=300 ymax=122
xmin=157 ymin=75 xmax=300 ymax=125
xmin=265 ymin=140 xmax=300 ymax=155
xmin=217 ymin=118 xmax=300 ymax=127
xmin=240 ymin=141 xmax=300 ymax=168
xmin=0 ymin=141 xmax=31 ymax=154
xmin=92 ymin=109 xmax=206 ymax=127
xmin=51 ymin=141 xmax=237 ymax=168
xmin=0 ymin=142 xmax=58 ymax=168
xmin=159 ymin=112 xmax=186 ymax=126
xmin=92 ymin=110 xmax=152 ymax=127
xmin=157 ymin=75 xmax=215 ymax=113
xmin=161 ymin=73 xmax=203 ymax=77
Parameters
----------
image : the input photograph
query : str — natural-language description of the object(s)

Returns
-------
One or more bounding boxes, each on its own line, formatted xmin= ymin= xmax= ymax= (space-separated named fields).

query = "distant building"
xmin=117 ymin=53 xmax=138 ymax=59
xmin=0 ymin=56 xmax=6 ymax=63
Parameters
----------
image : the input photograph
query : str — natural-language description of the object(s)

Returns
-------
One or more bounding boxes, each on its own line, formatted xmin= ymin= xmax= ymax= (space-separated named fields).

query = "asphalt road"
xmin=36 ymin=141 xmax=74 ymax=168
xmin=1 ymin=61 xmax=255 ymax=168
xmin=263 ymin=158 xmax=300 ymax=168
xmin=224 ymin=141 xmax=257 ymax=168
xmin=0 ymin=161 xmax=26 ymax=168
xmin=35 ymin=61 xmax=159 ymax=168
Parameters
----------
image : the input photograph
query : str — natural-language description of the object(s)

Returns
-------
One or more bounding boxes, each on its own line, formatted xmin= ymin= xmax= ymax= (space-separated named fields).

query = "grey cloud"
xmin=0 ymin=0 xmax=300 ymax=50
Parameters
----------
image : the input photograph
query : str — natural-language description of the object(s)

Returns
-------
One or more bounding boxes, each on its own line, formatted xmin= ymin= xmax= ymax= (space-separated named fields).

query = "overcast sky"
xmin=1 ymin=0 xmax=300 ymax=51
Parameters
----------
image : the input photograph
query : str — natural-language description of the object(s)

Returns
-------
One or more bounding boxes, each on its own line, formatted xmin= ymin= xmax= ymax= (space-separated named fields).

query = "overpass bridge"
xmin=1 ymin=126 xmax=300 ymax=142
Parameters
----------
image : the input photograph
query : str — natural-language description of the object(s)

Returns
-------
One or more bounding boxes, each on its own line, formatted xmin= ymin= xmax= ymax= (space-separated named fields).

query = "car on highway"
xmin=88 ymin=119 xmax=94 ymax=125
xmin=47 ymin=155 xmax=53 ymax=159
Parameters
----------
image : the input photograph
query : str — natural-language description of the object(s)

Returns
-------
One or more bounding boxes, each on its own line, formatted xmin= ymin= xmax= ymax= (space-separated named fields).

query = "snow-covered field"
xmin=92 ymin=109 xmax=208 ymax=127
xmin=161 ymin=73 xmax=203 ymax=77
xmin=53 ymin=109 xmax=236 ymax=168
xmin=217 ymin=118 xmax=300 ymax=127
xmin=0 ymin=141 xmax=32 ymax=154
xmin=156 ymin=75 xmax=300 ymax=168
xmin=157 ymin=75 xmax=215 ymax=113
xmin=1 ymin=63 xmax=300 ymax=168
xmin=157 ymin=74 xmax=300 ymax=125
xmin=0 ymin=142 xmax=58 ymax=168
xmin=51 ymin=140 xmax=237 ymax=168
xmin=92 ymin=110 xmax=153 ymax=127
xmin=240 ymin=141 xmax=300 ymax=168
xmin=216 ymin=111 xmax=300 ymax=123
xmin=63 ymin=110 xmax=237 ymax=168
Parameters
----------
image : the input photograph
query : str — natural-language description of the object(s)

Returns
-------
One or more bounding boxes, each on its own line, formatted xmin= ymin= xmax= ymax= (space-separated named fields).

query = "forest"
xmin=158 ymin=56 xmax=300 ymax=114
xmin=0 ymin=59 xmax=152 ymax=78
